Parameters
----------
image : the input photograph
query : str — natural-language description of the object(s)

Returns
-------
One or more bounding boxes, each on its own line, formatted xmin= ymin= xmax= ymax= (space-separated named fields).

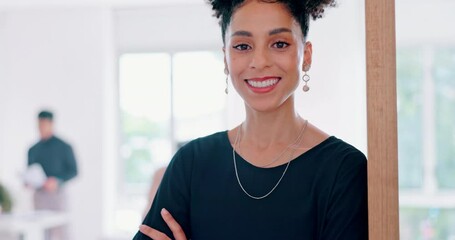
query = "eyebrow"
xmin=269 ymin=28 xmax=292 ymax=35
xmin=231 ymin=28 xmax=293 ymax=37
xmin=231 ymin=30 xmax=252 ymax=37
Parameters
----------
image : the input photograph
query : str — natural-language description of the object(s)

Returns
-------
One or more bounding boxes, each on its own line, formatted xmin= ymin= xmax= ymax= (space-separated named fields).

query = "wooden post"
xmin=365 ymin=0 xmax=400 ymax=239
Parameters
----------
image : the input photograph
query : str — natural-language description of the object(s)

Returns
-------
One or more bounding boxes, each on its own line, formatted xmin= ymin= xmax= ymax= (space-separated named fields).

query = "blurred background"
xmin=396 ymin=1 xmax=455 ymax=239
xmin=0 ymin=0 xmax=453 ymax=239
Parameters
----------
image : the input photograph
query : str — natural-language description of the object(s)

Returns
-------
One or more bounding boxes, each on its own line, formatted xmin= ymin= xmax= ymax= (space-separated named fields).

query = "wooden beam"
xmin=365 ymin=0 xmax=400 ymax=239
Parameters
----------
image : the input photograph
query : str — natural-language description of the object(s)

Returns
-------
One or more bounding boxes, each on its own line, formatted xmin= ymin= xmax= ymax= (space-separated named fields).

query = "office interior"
xmin=0 ymin=0 xmax=454 ymax=239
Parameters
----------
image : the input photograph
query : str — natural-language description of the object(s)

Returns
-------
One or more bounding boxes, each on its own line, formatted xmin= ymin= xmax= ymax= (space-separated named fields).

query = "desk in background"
xmin=0 ymin=210 xmax=68 ymax=240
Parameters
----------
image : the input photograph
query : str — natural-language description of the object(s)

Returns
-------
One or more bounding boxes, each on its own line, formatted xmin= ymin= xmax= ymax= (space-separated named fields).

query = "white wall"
xmin=396 ymin=0 xmax=455 ymax=46
xmin=0 ymin=7 xmax=113 ymax=240
xmin=0 ymin=11 xmax=6 ymax=181
xmin=296 ymin=0 xmax=367 ymax=152
xmin=115 ymin=4 xmax=222 ymax=53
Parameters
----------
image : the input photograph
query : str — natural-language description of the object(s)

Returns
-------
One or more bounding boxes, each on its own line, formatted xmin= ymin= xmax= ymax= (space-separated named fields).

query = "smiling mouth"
xmin=245 ymin=78 xmax=281 ymax=88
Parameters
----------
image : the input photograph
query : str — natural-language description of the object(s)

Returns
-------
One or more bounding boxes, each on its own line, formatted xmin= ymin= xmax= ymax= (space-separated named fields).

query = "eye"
xmin=273 ymin=41 xmax=290 ymax=49
xmin=233 ymin=44 xmax=251 ymax=51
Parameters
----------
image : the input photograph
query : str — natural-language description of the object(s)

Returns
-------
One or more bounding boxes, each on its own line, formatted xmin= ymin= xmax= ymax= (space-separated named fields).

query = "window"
xmin=115 ymin=51 xmax=226 ymax=235
xmin=398 ymin=47 xmax=455 ymax=240
xmin=173 ymin=52 xmax=228 ymax=143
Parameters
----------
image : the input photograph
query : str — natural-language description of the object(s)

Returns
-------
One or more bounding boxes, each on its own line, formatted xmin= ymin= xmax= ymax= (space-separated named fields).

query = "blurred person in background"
xmin=27 ymin=110 xmax=78 ymax=240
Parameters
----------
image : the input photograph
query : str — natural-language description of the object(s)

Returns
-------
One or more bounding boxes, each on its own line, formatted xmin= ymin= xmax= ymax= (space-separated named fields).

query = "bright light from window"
xmin=119 ymin=53 xmax=171 ymax=122
xmin=173 ymin=51 xmax=226 ymax=141
xmin=114 ymin=51 xmax=227 ymax=236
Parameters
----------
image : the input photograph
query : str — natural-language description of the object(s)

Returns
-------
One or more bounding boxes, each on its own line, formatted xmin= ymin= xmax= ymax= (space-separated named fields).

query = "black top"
xmin=134 ymin=131 xmax=368 ymax=240
xmin=28 ymin=136 xmax=78 ymax=183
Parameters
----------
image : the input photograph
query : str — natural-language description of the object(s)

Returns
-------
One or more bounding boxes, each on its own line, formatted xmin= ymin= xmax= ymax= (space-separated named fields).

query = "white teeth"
xmin=247 ymin=78 xmax=279 ymax=88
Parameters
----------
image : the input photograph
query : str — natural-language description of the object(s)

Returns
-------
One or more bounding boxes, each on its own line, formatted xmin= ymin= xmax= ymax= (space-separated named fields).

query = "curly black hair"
xmin=207 ymin=0 xmax=336 ymax=44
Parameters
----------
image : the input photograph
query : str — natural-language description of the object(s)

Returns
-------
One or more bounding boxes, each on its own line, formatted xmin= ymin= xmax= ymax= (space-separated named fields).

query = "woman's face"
xmin=224 ymin=0 xmax=312 ymax=113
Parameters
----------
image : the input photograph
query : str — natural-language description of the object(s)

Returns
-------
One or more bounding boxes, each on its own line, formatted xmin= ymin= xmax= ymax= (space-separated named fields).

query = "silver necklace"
xmin=232 ymin=120 xmax=308 ymax=200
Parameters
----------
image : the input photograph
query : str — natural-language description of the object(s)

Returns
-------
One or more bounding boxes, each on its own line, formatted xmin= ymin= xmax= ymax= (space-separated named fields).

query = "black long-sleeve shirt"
xmin=28 ymin=136 xmax=78 ymax=183
xmin=134 ymin=132 xmax=368 ymax=240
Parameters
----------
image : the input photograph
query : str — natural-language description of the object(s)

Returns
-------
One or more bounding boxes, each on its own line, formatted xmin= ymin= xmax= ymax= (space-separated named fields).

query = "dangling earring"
xmin=302 ymin=72 xmax=310 ymax=92
xmin=224 ymin=68 xmax=229 ymax=94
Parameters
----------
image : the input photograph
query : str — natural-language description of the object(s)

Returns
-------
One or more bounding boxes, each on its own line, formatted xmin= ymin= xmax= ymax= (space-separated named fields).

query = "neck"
xmin=41 ymin=134 xmax=53 ymax=141
xmin=242 ymin=101 xmax=303 ymax=149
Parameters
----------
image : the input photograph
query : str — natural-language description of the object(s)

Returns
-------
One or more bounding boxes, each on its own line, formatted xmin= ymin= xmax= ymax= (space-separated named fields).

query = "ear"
xmin=302 ymin=41 xmax=313 ymax=72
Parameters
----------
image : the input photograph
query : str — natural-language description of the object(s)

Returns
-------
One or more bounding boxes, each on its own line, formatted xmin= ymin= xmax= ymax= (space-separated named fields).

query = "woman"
xmin=134 ymin=0 xmax=368 ymax=239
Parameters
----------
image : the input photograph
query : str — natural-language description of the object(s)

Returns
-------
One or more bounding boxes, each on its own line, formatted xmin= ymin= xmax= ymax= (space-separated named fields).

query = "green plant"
xmin=0 ymin=183 xmax=13 ymax=213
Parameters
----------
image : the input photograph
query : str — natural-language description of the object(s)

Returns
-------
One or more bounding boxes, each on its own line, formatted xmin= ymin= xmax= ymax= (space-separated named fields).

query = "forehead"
xmin=229 ymin=1 xmax=300 ymax=34
xmin=39 ymin=119 xmax=52 ymax=124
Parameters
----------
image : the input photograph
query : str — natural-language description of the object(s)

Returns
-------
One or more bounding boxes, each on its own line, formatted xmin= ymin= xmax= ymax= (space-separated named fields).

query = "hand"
xmin=139 ymin=208 xmax=187 ymax=240
xmin=43 ymin=177 xmax=59 ymax=192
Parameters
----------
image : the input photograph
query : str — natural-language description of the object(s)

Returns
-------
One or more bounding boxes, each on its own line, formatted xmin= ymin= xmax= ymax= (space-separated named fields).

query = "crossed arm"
xmin=140 ymin=208 xmax=187 ymax=240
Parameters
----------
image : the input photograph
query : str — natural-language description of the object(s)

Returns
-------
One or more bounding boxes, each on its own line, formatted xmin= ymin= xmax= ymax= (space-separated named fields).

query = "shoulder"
xmin=177 ymin=131 xmax=228 ymax=156
xmin=28 ymin=142 xmax=40 ymax=153
xmin=188 ymin=131 xmax=228 ymax=146
xmin=162 ymin=132 xmax=228 ymax=186
xmin=325 ymin=137 xmax=367 ymax=182
xmin=51 ymin=136 xmax=72 ymax=148
xmin=302 ymin=122 xmax=365 ymax=165
xmin=315 ymin=136 xmax=366 ymax=162
xmin=307 ymin=136 xmax=367 ymax=179
xmin=307 ymin=137 xmax=367 ymax=198
xmin=169 ymin=131 xmax=228 ymax=168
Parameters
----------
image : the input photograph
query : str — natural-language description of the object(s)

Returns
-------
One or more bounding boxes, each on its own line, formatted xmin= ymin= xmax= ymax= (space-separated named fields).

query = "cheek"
xmin=227 ymin=54 xmax=248 ymax=76
xmin=276 ymin=52 xmax=301 ymax=73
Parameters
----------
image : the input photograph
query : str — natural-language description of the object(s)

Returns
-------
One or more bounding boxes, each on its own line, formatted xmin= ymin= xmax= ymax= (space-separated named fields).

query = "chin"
xmin=245 ymin=99 xmax=286 ymax=113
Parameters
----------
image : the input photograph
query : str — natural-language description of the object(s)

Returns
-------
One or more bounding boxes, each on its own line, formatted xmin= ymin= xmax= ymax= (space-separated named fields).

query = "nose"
xmin=249 ymin=47 xmax=272 ymax=69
